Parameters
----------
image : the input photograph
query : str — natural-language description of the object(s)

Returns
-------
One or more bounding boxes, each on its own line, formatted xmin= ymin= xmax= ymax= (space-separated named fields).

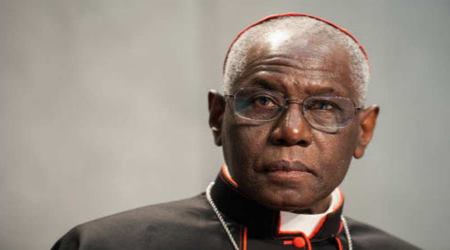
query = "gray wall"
xmin=1 ymin=1 xmax=449 ymax=249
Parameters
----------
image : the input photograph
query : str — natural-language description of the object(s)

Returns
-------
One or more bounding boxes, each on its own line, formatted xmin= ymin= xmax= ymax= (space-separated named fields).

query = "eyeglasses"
xmin=225 ymin=87 xmax=362 ymax=133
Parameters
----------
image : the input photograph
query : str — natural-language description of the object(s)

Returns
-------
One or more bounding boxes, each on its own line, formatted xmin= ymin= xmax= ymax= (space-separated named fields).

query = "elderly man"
xmin=52 ymin=13 xmax=419 ymax=250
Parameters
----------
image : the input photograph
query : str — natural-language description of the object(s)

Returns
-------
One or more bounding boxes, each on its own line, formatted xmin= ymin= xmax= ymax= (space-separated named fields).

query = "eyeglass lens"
xmin=231 ymin=88 xmax=356 ymax=133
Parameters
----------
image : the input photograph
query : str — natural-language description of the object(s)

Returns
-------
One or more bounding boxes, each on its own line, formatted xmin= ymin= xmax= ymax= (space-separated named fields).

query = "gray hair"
xmin=223 ymin=16 xmax=370 ymax=106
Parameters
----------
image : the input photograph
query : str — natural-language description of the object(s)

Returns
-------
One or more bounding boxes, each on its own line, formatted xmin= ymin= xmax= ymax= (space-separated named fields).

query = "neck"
xmin=286 ymin=195 xmax=332 ymax=214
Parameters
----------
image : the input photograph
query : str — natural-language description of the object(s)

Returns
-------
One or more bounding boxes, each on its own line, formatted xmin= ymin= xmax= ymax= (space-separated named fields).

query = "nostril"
xmin=270 ymin=136 xmax=310 ymax=147
xmin=271 ymin=137 xmax=284 ymax=146
xmin=297 ymin=139 xmax=310 ymax=147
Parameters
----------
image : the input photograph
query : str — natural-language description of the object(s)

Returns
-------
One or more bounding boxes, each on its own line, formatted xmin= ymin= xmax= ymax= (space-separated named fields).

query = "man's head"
xmin=208 ymin=14 xmax=379 ymax=213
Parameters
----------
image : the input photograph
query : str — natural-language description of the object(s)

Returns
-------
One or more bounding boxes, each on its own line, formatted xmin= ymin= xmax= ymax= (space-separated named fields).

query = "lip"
xmin=261 ymin=160 xmax=316 ymax=177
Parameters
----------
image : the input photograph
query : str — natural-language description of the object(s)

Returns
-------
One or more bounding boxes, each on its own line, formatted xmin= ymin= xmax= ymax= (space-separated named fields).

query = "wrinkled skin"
xmin=208 ymin=29 xmax=379 ymax=214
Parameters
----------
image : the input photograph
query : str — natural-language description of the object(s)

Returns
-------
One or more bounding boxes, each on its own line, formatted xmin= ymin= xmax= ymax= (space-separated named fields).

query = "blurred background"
xmin=1 ymin=0 xmax=449 ymax=249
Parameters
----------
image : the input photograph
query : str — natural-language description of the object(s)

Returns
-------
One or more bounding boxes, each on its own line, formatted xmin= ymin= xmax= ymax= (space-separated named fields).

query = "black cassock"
xmin=52 ymin=171 xmax=420 ymax=250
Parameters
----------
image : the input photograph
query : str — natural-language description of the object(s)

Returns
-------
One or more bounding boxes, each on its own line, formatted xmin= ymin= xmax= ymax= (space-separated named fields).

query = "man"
xmin=52 ymin=13 xmax=419 ymax=250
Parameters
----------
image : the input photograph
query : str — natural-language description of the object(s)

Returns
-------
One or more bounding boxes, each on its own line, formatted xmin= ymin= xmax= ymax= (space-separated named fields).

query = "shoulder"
xmin=346 ymin=217 xmax=421 ymax=250
xmin=52 ymin=194 xmax=218 ymax=250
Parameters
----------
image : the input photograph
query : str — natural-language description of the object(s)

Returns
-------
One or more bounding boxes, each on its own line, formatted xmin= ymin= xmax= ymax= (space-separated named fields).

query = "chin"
xmin=252 ymin=186 xmax=316 ymax=211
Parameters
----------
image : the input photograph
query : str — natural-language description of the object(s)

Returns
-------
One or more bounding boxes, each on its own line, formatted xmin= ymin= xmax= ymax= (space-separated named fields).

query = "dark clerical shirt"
xmin=52 ymin=167 xmax=420 ymax=250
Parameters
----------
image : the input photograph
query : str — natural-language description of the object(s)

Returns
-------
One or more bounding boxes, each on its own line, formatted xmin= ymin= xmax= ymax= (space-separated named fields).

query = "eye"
xmin=252 ymin=95 xmax=277 ymax=107
xmin=307 ymin=100 xmax=340 ymax=111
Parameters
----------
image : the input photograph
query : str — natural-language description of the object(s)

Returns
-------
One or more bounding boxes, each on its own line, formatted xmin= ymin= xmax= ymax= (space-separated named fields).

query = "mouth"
xmin=261 ymin=160 xmax=316 ymax=179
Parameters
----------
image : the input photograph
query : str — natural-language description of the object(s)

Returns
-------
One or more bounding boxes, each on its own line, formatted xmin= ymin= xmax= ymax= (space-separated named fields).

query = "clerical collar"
xmin=210 ymin=165 xmax=344 ymax=241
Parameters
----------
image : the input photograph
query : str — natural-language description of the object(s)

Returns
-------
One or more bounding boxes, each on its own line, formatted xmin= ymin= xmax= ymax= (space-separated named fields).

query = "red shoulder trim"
xmin=220 ymin=164 xmax=239 ymax=188
xmin=335 ymin=236 xmax=344 ymax=250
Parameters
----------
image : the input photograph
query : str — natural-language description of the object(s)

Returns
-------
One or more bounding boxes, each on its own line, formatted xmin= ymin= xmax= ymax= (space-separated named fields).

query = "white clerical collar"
xmin=278 ymin=188 xmax=343 ymax=237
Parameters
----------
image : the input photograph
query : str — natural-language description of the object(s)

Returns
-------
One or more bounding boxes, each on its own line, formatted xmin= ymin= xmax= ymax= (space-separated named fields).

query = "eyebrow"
xmin=243 ymin=76 xmax=347 ymax=97
xmin=242 ymin=77 xmax=285 ymax=92
xmin=305 ymin=85 xmax=343 ymax=96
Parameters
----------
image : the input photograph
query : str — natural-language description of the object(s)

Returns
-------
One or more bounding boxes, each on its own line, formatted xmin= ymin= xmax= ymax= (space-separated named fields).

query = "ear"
xmin=208 ymin=89 xmax=226 ymax=146
xmin=353 ymin=105 xmax=380 ymax=159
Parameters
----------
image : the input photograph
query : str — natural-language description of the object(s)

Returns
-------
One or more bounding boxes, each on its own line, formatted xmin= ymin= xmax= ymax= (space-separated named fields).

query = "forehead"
xmin=235 ymin=29 xmax=355 ymax=97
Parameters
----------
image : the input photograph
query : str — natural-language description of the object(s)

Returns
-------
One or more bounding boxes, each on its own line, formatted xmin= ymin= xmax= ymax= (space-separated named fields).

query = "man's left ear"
xmin=353 ymin=105 xmax=380 ymax=159
xmin=208 ymin=89 xmax=226 ymax=146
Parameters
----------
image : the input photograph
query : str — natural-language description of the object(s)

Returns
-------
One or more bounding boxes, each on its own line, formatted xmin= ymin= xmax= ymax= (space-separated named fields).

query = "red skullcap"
xmin=223 ymin=12 xmax=369 ymax=73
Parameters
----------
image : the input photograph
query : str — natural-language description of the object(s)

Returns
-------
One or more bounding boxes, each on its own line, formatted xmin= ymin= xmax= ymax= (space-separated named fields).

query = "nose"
xmin=269 ymin=103 xmax=313 ymax=147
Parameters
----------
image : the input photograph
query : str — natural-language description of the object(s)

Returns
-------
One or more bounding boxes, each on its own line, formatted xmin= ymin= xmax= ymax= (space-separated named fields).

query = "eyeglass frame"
xmin=224 ymin=87 xmax=363 ymax=134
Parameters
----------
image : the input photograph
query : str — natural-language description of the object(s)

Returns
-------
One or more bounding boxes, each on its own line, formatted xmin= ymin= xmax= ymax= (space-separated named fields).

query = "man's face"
xmin=209 ymin=29 xmax=378 ymax=213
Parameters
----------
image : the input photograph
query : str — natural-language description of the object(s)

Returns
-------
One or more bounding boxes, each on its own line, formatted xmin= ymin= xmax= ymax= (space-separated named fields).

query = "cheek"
xmin=312 ymin=127 xmax=359 ymax=180
xmin=222 ymin=123 xmax=271 ymax=173
xmin=235 ymin=127 xmax=268 ymax=159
